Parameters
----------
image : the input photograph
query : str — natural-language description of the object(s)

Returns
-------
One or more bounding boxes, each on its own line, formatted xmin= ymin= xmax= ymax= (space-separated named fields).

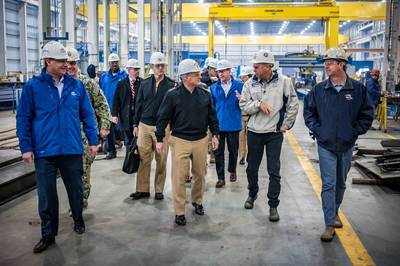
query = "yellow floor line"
xmin=286 ymin=132 xmax=375 ymax=266
xmin=386 ymin=134 xmax=397 ymax=140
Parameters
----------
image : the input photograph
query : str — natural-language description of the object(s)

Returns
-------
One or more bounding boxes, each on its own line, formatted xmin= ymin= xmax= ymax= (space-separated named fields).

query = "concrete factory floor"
xmin=1 ymin=104 xmax=400 ymax=266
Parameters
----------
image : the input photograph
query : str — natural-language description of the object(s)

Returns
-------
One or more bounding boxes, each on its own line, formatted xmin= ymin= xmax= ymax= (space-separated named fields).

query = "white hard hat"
xmin=66 ymin=47 xmax=80 ymax=62
xmin=252 ymin=49 xmax=275 ymax=65
xmin=41 ymin=41 xmax=68 ymax=60
xmin=126 ymin=59 xmax=140 ymax=69
xmin=272 ymin=61 xmax=280 ymax=71
xmin=150 ymin=52 xmax=167 ymax=65
xmin=178 ymin=59 xmax=201 ymax=76
xmin=240 ymin=66 xmax=254 ymax=77
xmin=207 ymin=58 xmax=218 ymax=69
xmin=108 ymin=53 xmax=120 ymax=62
xmin=216 ymin=59 xmax=231 ymax=71
xmin=323 ymin=47 xmax=349 ymax=62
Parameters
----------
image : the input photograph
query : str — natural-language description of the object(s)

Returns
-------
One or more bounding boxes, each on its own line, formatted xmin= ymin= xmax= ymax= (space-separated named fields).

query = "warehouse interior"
xmin=1 ymin=0 xmax=400 ymax=265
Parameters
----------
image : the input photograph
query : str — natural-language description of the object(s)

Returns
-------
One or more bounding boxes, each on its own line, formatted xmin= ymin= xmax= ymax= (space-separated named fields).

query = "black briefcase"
xmin=122 ymin=137 xmax=140 ymax=174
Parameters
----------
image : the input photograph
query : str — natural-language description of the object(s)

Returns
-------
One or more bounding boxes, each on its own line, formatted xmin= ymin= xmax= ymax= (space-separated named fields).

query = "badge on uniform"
xmin=345 ymin=94 xmax=353 ymax=101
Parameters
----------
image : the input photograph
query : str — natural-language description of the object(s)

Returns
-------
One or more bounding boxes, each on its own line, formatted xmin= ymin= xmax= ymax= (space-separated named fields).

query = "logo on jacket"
xmin=345 ymin=94 xmax=353 ymax=101
xmin=71 ymin=91 xmax=78 ymax=97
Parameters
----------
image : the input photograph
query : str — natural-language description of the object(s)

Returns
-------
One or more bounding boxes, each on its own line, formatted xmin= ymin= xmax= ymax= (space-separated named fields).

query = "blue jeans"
xmin=34 ymin=155 xmax=83 ymax=238
xmin=318 ymin=145 xmax=353 ymax=226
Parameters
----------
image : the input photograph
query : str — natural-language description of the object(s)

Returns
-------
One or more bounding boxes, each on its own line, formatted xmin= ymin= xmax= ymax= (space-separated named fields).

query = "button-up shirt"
xmin=221 ymin=78 xmax=232 ymax=96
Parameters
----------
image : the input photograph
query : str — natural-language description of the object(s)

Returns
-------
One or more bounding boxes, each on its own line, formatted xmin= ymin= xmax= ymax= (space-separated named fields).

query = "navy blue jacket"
xmin=99 ymin=69 xmax=127 ymax=110
xmin=211 ymin=77 xmax=243 ymax=131
xmin=303 ymin=77 xmax=374 ymax=153
xmin=16 ymin=69 xmax=99 ymax=158
xmin=366 ymin=78 xmax=381 ymax=106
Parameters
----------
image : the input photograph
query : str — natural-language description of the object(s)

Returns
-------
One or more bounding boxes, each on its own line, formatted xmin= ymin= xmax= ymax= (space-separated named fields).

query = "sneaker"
xmin=320 ymin=226 xmax=336 ymax=242
xmin=334 ymin=215 xmax=343 ymax=228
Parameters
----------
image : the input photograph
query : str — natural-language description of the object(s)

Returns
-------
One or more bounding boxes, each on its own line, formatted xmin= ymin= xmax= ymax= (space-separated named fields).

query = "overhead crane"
xmin=77 ymin=1 xmax=385 ymax=57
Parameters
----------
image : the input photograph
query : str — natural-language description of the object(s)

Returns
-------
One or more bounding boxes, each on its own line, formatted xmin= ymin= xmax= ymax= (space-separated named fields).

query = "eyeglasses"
xmin=68 ymin=61 xmax=78 ymax=66
xmin=324 ymin=61 xmax=338 ymax=66
xmin=154 ymin=64 xmax=165 ymax=69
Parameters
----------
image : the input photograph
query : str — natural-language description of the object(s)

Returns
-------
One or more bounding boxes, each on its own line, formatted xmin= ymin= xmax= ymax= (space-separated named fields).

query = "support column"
xmin=103 ymin=0 xmax=110 ymax=70
xmin=208 ymin=18 xmax=215 ymax=57
xmin=137 ymin=0 xmax=145 ymax=76
xmin=63 ymin=0 xmax=76 ymax=48
xmin=166 ymin=0 xmax=174 ymax=77
xmin=119 ymin=0 xmax=129 ymax=66
xmin=382 ymin=0 xmax=400 ymax=92
xmin=38 ymin=0 xmax=51 ymax=65
xmin=88 ymin=0 xmax=99 ymax=66
xmin=324 ymin=17 xmax=339 ymax=50
xmin=150 ymin=0 xmax=160 ymax=52
xmin=0 ymin=0 xmax=7 ymax=75
xmin=18 ymin=2 xmax=29 ymax=75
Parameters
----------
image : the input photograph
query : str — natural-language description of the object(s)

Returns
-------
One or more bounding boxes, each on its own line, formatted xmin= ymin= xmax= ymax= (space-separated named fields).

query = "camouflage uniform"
xmin=79 ymin=74 xmax=111 ymax=208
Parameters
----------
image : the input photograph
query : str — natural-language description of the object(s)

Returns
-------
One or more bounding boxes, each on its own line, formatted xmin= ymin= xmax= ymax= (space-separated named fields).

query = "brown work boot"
xmin=334 ymin=215 xmax=343 ymax=228
xmin=320 ymin=226 xmax=336 ymax=242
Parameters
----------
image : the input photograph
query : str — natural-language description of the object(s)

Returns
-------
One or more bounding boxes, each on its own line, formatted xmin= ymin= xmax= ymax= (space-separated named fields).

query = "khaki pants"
xmin=169 ymin=135 xmax=208 ymax=215
xmin=136 ymin=122 xmax=169 ymax=193
xmin=239 ymin=116 xmax=248 ymax=160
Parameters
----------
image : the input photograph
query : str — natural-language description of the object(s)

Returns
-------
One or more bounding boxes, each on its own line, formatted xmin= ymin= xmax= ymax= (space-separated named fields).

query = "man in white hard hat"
xmin=239 ymin=49 xmax=299 ymax=222
xmin=99 ymin=53 xmax=127 ymax=159
xmin=16 ymin=41 xmax=98 ymax=253
xmin=112 ymin=59 xmax=143 ymax=147
xmin=132 ymin=52 xmax=176 ymax=200
xmin=304 ymin=47 xmax=373 ymax=242
xmin=66 ymin=47 xmax=111 ymax=209
xmin=155 ymin=59 xmax=219 ymax=225
xmin=238 ymin=66 xmax=254 ymax=165
xmin=211 ymin=59 xmax=243 ymax=188
xmin=201 ymin=58 xmax=218 ymax=88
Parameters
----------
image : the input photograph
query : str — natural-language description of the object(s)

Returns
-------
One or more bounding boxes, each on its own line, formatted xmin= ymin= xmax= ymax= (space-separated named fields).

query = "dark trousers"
xmin=123 ymin=127 xmax=134 ymax=146
xmin=215 ymin=131 xmax=240 ymax=180
xmin=246 ymin=131 xmax=283 ymax=208
xmin=34 ymin=155 xmax=83 ymax=238
xmin=107 ymin=123 xmax=117 ymax=154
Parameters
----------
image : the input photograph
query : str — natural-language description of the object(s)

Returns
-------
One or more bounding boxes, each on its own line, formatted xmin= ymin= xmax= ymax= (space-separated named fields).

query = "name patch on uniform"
xmin=345 ymin=94 xmax=353 ymax=101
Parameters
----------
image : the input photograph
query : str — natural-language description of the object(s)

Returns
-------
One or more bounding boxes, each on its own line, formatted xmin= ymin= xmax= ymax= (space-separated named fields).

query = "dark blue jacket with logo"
xmin=211 ymin=77 xmax=243 ymax=132
xmin=16 ymin=69 xmax=99 ymax=158
xmin=303 ymin=77 xmax=374 ymax=153
xmin=99 ymin=69 xmax=127 ymax=110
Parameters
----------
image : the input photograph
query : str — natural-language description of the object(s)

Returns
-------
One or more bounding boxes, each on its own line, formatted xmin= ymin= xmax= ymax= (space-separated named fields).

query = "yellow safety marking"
xmin=386 ymin=134 xmax=397 ymax=140
xmin=286 ymin=132 xmax=375 ymax=266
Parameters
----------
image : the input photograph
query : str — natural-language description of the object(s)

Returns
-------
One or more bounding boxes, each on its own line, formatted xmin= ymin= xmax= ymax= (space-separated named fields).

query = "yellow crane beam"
xmin=180 ymin=34 xmax=348 ymax=46
xmin=78 ymin=2 xmax=385 ymax=23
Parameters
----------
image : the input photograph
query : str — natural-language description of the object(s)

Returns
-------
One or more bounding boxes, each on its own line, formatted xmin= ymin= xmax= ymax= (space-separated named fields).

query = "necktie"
xmin=130 ymin=79 xmax=135 ymax=98
xmin=130 ymin=79 xmax=135 ymax=111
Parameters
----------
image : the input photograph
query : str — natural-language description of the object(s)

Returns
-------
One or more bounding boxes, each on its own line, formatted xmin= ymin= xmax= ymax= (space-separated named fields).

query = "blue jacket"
xmin=366 ymin=78 xmax=381 ymax=106
xmin=16 ymin=69 xmax=99 ymax=158
xmin=211 ymin=77 xmax=243 ymax=131
xmin=99 ymin=69 xmax=127 ymax=110
xmin=303 ymin=77 xmax=374 ymax=153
